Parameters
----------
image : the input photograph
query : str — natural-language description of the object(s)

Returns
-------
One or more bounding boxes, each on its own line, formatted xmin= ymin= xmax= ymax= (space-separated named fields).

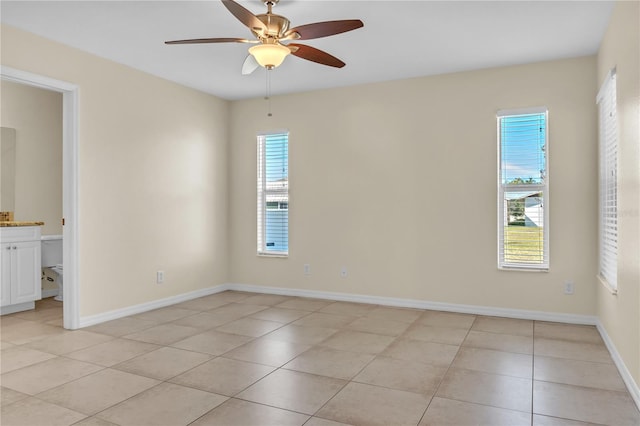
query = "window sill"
xmin=597 ymin=275 xmax=618 ymax=295
xmin=257 ymin=252 xmax=288 ymax=259
xmin=498 ymin=265 xmax=549 ymax=272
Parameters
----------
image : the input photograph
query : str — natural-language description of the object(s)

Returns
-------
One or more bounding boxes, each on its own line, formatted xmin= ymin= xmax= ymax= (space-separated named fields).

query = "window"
xmin=597 ymin=69 xmax=617 ymax=291
xmin=257 ymin=131 xmax=289 ymax=255
xmin=497 ymin=108 xmax=549 ymax=269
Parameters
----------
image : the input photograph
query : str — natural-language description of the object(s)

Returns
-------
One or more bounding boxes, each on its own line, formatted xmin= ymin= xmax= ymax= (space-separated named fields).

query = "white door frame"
xmin=1 ymin=66 xmax=80 ymax=329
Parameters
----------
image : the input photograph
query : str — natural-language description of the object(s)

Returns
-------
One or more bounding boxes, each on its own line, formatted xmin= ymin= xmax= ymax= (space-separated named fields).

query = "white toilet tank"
xmin=41 ymin=235 xmax=63 ymax=267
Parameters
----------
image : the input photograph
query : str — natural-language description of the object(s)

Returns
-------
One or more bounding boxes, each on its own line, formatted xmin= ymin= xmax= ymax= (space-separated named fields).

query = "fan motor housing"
xmin=254 ymin=13 xmax=290 ymax=38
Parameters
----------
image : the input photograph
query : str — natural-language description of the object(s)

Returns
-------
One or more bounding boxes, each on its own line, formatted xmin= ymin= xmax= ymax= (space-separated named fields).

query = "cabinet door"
xmin=0 ymin=244 xmax=11 ymax=307
xmin=11 ymin=242 xmax=41 ymax=304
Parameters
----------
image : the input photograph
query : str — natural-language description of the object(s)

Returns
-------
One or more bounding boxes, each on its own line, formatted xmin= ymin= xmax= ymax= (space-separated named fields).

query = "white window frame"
xmin=597 ymin=69 xmax=618 ymax=293
xmin=257 ymin=131 xmax=289 ymax=257
xmin=497 ymin=107 xmax=549 ymax=270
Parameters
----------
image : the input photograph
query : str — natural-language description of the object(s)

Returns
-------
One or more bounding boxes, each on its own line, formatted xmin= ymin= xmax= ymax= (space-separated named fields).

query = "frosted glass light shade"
xmin=249 ymin=43 xmax=290 ymax=68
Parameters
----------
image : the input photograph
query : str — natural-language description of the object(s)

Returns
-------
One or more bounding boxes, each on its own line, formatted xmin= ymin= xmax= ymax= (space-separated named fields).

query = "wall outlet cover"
xmin=564 ymin=281 xmax=574 ymax=295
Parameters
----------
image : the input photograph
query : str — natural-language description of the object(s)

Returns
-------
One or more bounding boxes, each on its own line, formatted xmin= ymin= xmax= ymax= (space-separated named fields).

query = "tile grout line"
xmin=290 ymin=312 xmax=385 ymax=423
xmin=4 ymin=295 xmax=637 ymax=425
xmin=76 ymin=295 xmax=278 ymax=425
xmin=182 ymin=298 xmax=345 ymax=424
xmin=414 ymin=314 xmax=477 ymax=425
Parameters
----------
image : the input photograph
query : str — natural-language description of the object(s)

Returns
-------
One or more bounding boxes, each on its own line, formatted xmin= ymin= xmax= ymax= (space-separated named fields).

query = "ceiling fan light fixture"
xmin=249 ymin=43 xmax=290 ymax=69
xmin=165 ymin=0 xmax=364 ymax=73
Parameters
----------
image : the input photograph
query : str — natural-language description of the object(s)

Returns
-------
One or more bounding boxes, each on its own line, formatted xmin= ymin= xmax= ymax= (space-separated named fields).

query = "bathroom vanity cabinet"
xmin=0 ymin=225 xmax=42 ymax=314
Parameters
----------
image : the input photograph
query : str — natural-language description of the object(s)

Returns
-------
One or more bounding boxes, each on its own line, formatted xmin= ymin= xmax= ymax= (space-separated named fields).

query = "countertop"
xmin=0 ymin=221 xmax=45 ymax=227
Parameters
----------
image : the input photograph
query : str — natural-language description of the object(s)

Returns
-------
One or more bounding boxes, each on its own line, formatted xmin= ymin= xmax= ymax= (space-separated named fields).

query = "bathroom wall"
xmin=0 ymin=80 xmax=63 ymax=236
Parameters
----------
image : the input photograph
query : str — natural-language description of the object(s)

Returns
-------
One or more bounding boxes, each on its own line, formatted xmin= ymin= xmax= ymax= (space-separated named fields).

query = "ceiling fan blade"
xmin=242 ymin=55 xmax=259 ymax=75
xmin=221 ymin=0 xmax=267 ymax=33
xmin=285 ymin=19 xmax=363 ymax=40
xmin=165 ymin=37 xmax=255 ymax=45
xmin=288 ymin=43 xmax=345 ymax=68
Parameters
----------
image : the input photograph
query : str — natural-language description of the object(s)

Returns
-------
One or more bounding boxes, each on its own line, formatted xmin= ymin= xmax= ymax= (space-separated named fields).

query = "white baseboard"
xmin=78 ymin=284 xmax=231 ymax=328
xmin=227 ymin=282 xmax=597 ymax=325
xmin=78 ymin=282 xmax=598 ymax=327
xmin=596 ymin=319 xmax=640 ymax=410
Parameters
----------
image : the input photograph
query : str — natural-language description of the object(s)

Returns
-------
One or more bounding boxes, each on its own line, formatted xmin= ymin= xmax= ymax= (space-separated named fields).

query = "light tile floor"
xmin=1 ymin=292 xmax=639 ymax=426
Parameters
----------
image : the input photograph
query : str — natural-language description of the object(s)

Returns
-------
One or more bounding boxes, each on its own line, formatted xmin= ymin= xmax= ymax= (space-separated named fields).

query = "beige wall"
xmin=2 ymin=6 xmax=635 ymax=390
xmin=596 ymin=1 xmax=640 ymax=387
xmin=1 ymin=25 xmax=230 ymax=316
xmin=1 ymin=80 xmax=63 ymax=236
xmin=229 ymin=56 xmax=598 ymax=316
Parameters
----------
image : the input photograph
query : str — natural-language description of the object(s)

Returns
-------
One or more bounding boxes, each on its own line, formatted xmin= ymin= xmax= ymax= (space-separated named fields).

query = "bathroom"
xmin=1 ymin=80 xmax=64 ymax=306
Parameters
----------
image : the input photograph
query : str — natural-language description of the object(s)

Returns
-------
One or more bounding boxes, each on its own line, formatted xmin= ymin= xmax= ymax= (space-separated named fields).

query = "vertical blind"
xmin=497 ymin=108 xmax=549 ymax=269
xmin=257 ymin=132 xmax=289 ymax=255
xmin=597 ymin=70 xmax=617 ymax=290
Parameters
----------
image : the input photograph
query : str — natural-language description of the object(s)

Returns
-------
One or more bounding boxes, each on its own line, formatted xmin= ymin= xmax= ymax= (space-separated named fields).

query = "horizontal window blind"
xmin=497 ymin=108 xmax=549 ymax=269
xmin=597 ymin=70 xmax=617 ymax=290
xmin=257 ymin=132 xmax=289 ymax=255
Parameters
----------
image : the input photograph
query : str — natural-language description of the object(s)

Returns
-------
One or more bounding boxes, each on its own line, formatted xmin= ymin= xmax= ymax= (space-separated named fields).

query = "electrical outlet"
xmin=304 ymin=264 xmax=311 ymax=275
xmin=340 ymin=267 xmax=348 ymax=278
xmin=564 ymin=281 xmax=574 ymax=295
xmin=157 ymin=271 xmax=165 ymax=284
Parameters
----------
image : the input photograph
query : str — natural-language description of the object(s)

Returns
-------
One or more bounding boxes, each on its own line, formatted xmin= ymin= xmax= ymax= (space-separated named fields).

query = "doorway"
xmin=1 ymin=66 xmax=79 ymax=329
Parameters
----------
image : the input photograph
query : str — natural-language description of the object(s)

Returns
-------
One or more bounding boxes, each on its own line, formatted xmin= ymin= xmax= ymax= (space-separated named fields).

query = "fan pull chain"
xmin=265 ymin=68 xmax=273 ymax=117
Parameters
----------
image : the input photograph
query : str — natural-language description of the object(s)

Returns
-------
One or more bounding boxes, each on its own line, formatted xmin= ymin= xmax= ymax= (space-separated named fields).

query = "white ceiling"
xmin=1 ymin=1 xmax=614 ymax=100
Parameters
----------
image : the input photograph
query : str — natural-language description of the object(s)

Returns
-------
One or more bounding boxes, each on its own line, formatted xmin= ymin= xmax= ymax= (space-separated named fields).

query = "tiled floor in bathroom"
xmin=1 ymin=292 xmax=639 ymax=426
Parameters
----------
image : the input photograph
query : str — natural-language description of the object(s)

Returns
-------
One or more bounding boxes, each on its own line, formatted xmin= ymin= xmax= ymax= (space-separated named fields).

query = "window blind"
xmin=497 ymin=108 xmax=549 ymax=269
xmin=257 ymin=132 xmax=289 ymax=255
xmin=597 ymin=70 xmax=617 ymax=290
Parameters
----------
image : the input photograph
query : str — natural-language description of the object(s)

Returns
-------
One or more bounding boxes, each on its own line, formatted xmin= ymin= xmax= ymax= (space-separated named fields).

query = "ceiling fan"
xmin=165 ymin=0 xmax=364 ymax=74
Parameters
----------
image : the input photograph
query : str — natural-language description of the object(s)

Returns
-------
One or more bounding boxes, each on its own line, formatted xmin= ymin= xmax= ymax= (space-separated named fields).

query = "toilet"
xmin=41 ymin=235 xmax=63 ymax=301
